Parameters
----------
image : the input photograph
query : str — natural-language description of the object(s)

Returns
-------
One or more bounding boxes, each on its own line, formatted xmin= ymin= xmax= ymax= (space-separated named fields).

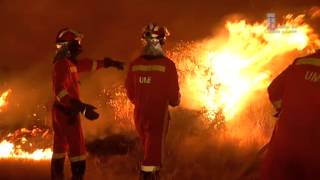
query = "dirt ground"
xmin=0 ymin=151 xmax=262 ymax=180
xmin=0 ymin=100 xmax=272 ymax=180
xmin=0 ymin=115 xmax=267 ymax=180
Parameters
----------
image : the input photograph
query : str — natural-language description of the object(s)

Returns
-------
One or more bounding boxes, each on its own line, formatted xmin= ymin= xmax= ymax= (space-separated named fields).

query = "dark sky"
xmin=0 ymin=0 xmax=319 ymax=72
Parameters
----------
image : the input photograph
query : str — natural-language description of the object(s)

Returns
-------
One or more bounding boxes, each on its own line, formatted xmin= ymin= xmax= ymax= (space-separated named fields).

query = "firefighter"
xmin=51 ymin=28 xmax=124 ymax=180
xmin=261 ymin=49 xmax=320 ymax=180
xmin=125 ymin=23 xmax=180 ymax=180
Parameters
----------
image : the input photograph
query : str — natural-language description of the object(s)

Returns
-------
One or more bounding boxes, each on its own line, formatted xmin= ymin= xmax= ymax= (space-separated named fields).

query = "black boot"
xmin=51 ymin=158 xmax=65 ymax=180
xmin=71 ymin=160 xmax=86 ymax=180
xmin=139 ymin=170 xmax=160 ymax=180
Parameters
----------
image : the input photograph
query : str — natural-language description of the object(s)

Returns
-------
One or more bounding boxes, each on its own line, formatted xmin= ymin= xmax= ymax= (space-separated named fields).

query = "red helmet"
xmin=142 ymin=23 xmax=170 ymax=43
xmin=56 ymin=28 xmax=83 ymax=47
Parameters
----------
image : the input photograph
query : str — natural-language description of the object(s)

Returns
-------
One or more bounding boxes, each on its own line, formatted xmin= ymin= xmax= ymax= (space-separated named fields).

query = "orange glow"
xmin=0 ymin=90 xmax=52 ymax=160
xmin=168 ymin=14 xmax=320 ymax=122
xmin=0 ymin=140 xmax=52 ymax=160
xmin=0 ymin=89 xmax=12 ymax=112
xmin=0 ymin=127 xmax=52 ymax=160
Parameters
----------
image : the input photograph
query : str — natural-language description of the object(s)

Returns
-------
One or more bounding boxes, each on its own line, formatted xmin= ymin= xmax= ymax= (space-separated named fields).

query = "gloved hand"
xmin=82 ymin=103 xmax=99 ymax=120
xmin=70 ymin=99 xmax=99 ymax=120
xmin=103 ymin=57 xmax=124 ymax=70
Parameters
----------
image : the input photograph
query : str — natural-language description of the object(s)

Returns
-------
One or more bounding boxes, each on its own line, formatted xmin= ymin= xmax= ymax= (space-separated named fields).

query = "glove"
xmin=70 ymin=99 xmax=99 ymax=120
xmin=103 ymin=57 xmax=124 ymax=70
xmin=82 ymin=103 xmax=99 ymax=120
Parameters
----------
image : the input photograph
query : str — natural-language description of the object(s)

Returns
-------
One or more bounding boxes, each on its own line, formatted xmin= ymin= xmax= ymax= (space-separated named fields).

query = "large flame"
xmin=169 ymin=14 xmax=320 ymax=121
xmin=0 ymin=89 xmax=12 ymax=112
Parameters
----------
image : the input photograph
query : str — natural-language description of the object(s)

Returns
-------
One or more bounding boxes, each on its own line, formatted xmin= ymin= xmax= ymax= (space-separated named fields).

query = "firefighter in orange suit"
xmin=51 ymin=28 xmax=124 ymax=180
xmin=125 ymin=23 xmax=180 ymax=180
xmin=261 ymin=49 xmax=320 ymax=180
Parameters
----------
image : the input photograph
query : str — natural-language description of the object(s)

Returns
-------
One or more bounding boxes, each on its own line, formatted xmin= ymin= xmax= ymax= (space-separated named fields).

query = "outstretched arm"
xmin=77 ymin=58 xmax=124 ymax=72
xmin=76 ymin=58 xmax=124 ymax=72
xmin=76 ymin=58 xmax=104 ymax=72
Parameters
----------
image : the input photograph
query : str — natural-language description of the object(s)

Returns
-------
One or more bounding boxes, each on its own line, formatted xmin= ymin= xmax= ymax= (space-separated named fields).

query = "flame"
xmin=168 ymin=14 xmax=320 ymax=121
xmin=0 ymin=127 xmax=52 ymax=160
xmin=0 ymin=140 xmax=52 ymax=160
xmin=0 ymin=89 xmax=12 ymax=112
xmin=0 ymin=89 xmax=53 ymax=160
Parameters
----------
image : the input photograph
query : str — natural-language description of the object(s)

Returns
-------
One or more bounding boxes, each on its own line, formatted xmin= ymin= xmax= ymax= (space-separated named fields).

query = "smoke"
xmin=0 ymin=61 xmax=52 ymax=129
xmin=0 ymin=0 xmax=319 ymax=69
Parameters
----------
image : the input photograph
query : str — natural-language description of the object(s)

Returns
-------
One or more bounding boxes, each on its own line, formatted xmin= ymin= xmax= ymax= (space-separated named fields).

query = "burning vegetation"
xmin=80 ymin=14 xmax=319 ymax=179
xmin=0 ymin=89 xmax=52 ymax=160
xmin=0 ymin=127 xmax=52 ymax=160
xmin=170 ymin=14 xmax=319 ymax=122
xmin=0 ymin=13 xmax=319 ymax=179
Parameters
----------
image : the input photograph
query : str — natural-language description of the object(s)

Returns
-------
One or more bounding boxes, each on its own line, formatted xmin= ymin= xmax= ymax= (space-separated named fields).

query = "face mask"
xmin=142 ymin=38 xmax=164 ymax=57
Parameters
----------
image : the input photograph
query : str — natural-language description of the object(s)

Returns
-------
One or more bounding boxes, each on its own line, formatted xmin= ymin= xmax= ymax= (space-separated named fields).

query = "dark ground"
xmin=0 ymin=108 xmax=270 ymax=180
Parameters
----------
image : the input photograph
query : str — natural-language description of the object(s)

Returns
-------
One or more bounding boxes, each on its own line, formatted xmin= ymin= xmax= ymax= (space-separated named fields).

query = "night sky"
xmin=0 ymin=0 xmax=319 ymax=72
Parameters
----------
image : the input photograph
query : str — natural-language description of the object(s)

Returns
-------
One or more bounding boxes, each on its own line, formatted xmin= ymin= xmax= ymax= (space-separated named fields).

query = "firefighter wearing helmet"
xmin=51 ymin=28 xmax=124 ymax=180
xmin=260 ymin=48 xmax=320 ymax=179
xmin=125 ymin=23 xmax=180 ymax=180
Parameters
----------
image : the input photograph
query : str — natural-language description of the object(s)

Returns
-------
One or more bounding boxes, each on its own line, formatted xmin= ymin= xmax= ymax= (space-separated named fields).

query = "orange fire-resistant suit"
xmin=125 ymin=55 xmax=180 ymax=171
xmin=52 ymin=58 xmax=104 ymax=162
xmin=261 ymin=50 xmax=320 ymax=180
